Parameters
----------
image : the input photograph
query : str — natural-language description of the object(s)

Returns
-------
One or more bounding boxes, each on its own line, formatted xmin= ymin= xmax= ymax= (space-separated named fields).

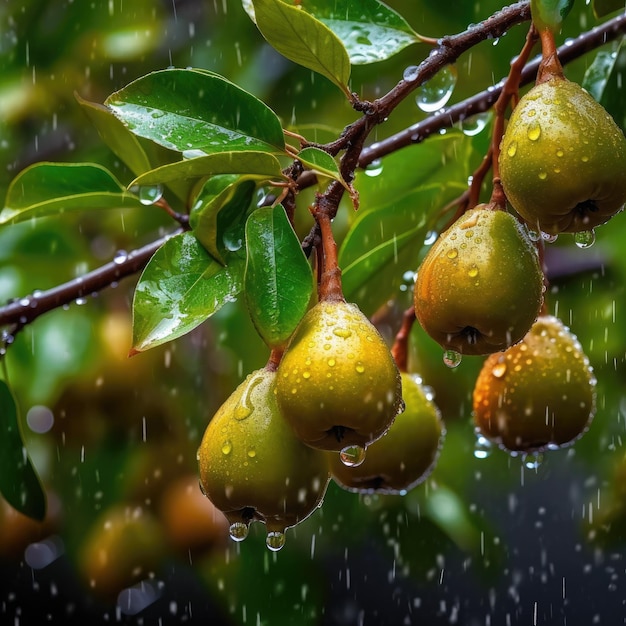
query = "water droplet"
xmin=403 ymin=65 xmax=419 ymax=82
xmin=474 ymin=433 xmax=492 ymax=459
xmin=574 ymin=229 xmax=595 ymax=249
xmin=266 ymin=530 xmax=286 ymax=551
xmin=137 ymin=184 xmax=164 ymax=206
xmin=355 ymin=363 xmax=365 ymax=374
xmin=468 ymin=265 xmax=478 ymax=278
xmin=333 ymin=328 xmax=352 ymax=339
xmin=523 ymin=452 xmax=543 ymax=470
xmin=415 ymin=65 xmax=457 ymax=112
xmin=461 ymin=112 xmax=489 ymax=137
xmin=364 ymin=159 xmax=383 ymax=177
xmin=443 ymin=349 xmax=462 ymax=368
xmin=581 ymin=155 xmax=589 ymax=163
xmin=221 ymin=440 xmax=232 ymax=455
xmin=340 ymin=445 xmax=366 ymax=467
xmin=446 ymin=248 xmax=458 ymax=259
xmin=229 ymin=522 xmax=249 ymax=542
xmin=302 ymin=371 xmax=311 ymax=379
xmin=491 ymin=362 xmax=507 ymax=378
xmin=556 ymin=148 xmax=564 ymax=157
xmin=506 ymin=141 xmax=518 ymax=157
xmin=327 ymin=358 xmax=336 ymax=367
xmin=247 ymin=448 xmax=256 ymax=458
xmin=113 ymin=250 xmax=128 ymax=264
xmin=222 ymin=231 xmax=243 ymax=252
xmin=538 ymin=171 xmax=547 ymax=180
xmin=424 ymin=230 xmax=438 ymax=245
xmin=527 ymin=123 xmax=541 ymax=141
xmin=541 ymin=232 xmax=558 ymax=244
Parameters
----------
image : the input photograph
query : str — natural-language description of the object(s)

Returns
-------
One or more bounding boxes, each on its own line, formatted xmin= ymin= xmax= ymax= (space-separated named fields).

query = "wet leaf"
xmin=244 ymin=205 xmax=313 ymax=348
xmin=106 ymin=68 xmax=286 ymax=154
xmin=592 ymin=0 xmax=626 ymax=17
xmin=297 ymin=0 xmax=420 ymax=64
xmin=0 ymin=163 xmax=142 ymax=225
xmin=190 ymin=175 xmax=256 ymax=265
xmin=131 ymin=233 xmax=245 ymax=353
xmin=583 ymin=40 xmax=626 ymax=134
xmin=76 ymin=93 xmax=152 ymax=177
xmin=530 ymin=0 xmax=575 ymax=32
xmin=0 ymin=379 xmax=46 ymax=521
xmin=130 ymin=151 xmax=285 ymax=187
xmin=297 ymin=147 xmax=341 ymax=181
xmin=250 ymin=0 xmax=351 ymax=97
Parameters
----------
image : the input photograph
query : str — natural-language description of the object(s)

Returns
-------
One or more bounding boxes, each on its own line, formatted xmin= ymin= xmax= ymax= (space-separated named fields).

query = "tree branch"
xmin=1 ymin=2 xmax=624 ymax=330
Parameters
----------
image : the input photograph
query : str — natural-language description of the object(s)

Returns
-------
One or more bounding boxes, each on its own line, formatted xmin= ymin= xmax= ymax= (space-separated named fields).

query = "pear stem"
xmin=536 ymin=27 xmax=565 ymax=84
xmin=391 ymin=306 xmax=416 ymax=373
xmin=313 ymin=195 xmax=345 ymax=303
xmin=266 ymin=347 xmax=284 ymax=372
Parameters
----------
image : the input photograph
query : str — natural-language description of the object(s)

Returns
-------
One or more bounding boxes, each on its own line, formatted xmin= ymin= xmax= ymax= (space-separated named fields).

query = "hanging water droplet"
xmin=443 ymin=349 xmax=462 ymax=368
xmin=229 ymin=522 xmax=249 ymax=542
xmin=461 ymin=112 xmax=490 ymax=137
xmin=574 ymin=229 xmax=595 ymax=249
xmin=403 ymin=65 xmax=420 ymax=82
xmin=364 ymin=159 xmax=383 ymax=177
xmin=137 ymin=184 xmax=164 ymax=206
xmin=474 ymin=432 xmax=492 ymax=459
xmin=492 ymin=362 xmax=507 ymax=378
xmin=523 ymin=451 xmax=543 ymax=470
xmin=423 ymin=230 xmax=438 ymax=245
xmin=541 ymin=232 xmax=558 ymax=244
xmin=415 ymin=65 xmax=457 ymax=112
xmin=113 ymin=250 xmax=128 ymax=265
xmin=266 ymin=530 xmax=286 ymax=551
xmin=340 ymin=445 xmax=366 ymax=467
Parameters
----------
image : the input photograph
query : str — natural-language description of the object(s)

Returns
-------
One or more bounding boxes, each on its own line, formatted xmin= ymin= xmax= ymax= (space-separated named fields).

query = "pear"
xmin=197 ymin=368 xmax=330 ymax=550
xmin=473 ymin=315 xmax=596 ymax=452
xmin=274 ymin=300 xmax=403 ymax=452
xmin=500 ymin=76 xmax=626 ymax=234
xmin=414 ymin=205 xmax=544 ymax=356
xmin=329 ymin=372 xmax=444 ymax=494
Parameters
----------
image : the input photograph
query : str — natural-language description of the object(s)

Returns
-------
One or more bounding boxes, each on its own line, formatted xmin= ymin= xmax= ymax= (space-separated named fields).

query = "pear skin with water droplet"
xmin=329 ymin=372 xmax=444 ymax=494
xmin=472 ymin=315 xmax=596 ymax=452
xmin=499 ymin=77 xmax=626 ymax=234
xmin=414 ymin=205 xmax=544 ymax=355
xmin=197 ymin=368 xmax=330 ymax=534
xmin=275 ymin=300 xmax=402 ymax=451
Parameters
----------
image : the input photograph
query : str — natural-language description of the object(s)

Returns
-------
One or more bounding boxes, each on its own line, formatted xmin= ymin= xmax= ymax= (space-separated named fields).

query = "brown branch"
xmin=358 ymin=10 xmax=626 ymax=168
xmin=0 ymin=232 xmax=179 ymax=329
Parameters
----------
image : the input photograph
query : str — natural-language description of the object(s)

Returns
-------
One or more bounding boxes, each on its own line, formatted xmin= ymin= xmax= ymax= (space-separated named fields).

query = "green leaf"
xmin=244 ymin=205 xmax=313 ymax=348
xmin=0 ymin=163 xmax=143 ymax=225
xmin=76 ymin=93 xmax=152 ymax=177
xmin=131 ymin=232 xmax=245 ymax=353
xmin=0 ymin=379 xmax=46 ymax=521
xmin=583 ymin=40 xmax=626 ymax=134
xmin=250 ymin=0 xmax=351 ymax=97
xmin=297 ymin=146 xmax=342 ymax=182
xmin=190 ymin=175 xmax=256 ymax=264
xmin=530 ymin=0 xmax=575 ymax=32
xmin=297 ymin=0 xmax=420 ymax=64
xmin=593 ymin=0 xmax=626 ymax=17
xmin=105 ymin=68 xmax=286 ymax=154
xmin=130 ymin=151 xmax=285 ymax=187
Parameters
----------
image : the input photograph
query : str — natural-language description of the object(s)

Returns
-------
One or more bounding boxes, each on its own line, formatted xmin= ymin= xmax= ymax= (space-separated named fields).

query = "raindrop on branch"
xmin=415 ymin=66 xmax=457 ymax=113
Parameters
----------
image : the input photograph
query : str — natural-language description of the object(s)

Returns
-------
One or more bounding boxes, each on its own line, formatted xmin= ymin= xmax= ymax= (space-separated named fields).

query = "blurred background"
xmin=1 ymin=0 xmax=626 ymax=624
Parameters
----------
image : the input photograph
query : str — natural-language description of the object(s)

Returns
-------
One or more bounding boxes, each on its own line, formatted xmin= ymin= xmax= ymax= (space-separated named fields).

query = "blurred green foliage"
xmin=1 ymin=1 xmax=626 ymax=625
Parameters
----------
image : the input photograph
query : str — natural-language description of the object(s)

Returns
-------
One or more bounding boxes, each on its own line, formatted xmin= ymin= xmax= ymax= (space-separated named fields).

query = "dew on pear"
xmin=527 ymin=123 xmax=541 ymax=141
xmin=492 ymin=362 xmax=507 ymax=378
xmin=474 ymin=433 xmax=493 ymax=459
xmin=415 ymin=65 xmax=457 ymax=113
xmin=443 ymin=349 xmax=462 ymax=368
xmin=229 ymin=521 xmax=249 ymax=542
xmin=266 ymin=530 xmax=286 ymax=551
xmin=574 ymin=229 xmax=595 ymax=249
xmin=136 ymin=184 xmax=164 ymax=206
xmin=340 ymin=444 xmax=366 ymax=467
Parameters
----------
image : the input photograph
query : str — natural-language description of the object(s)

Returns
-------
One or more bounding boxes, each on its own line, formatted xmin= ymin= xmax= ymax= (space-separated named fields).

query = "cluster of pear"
xmin=414 ymin=71 xmax=619 ymax=458
xmin=197 ymin=300 xmax=444 ymax=551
